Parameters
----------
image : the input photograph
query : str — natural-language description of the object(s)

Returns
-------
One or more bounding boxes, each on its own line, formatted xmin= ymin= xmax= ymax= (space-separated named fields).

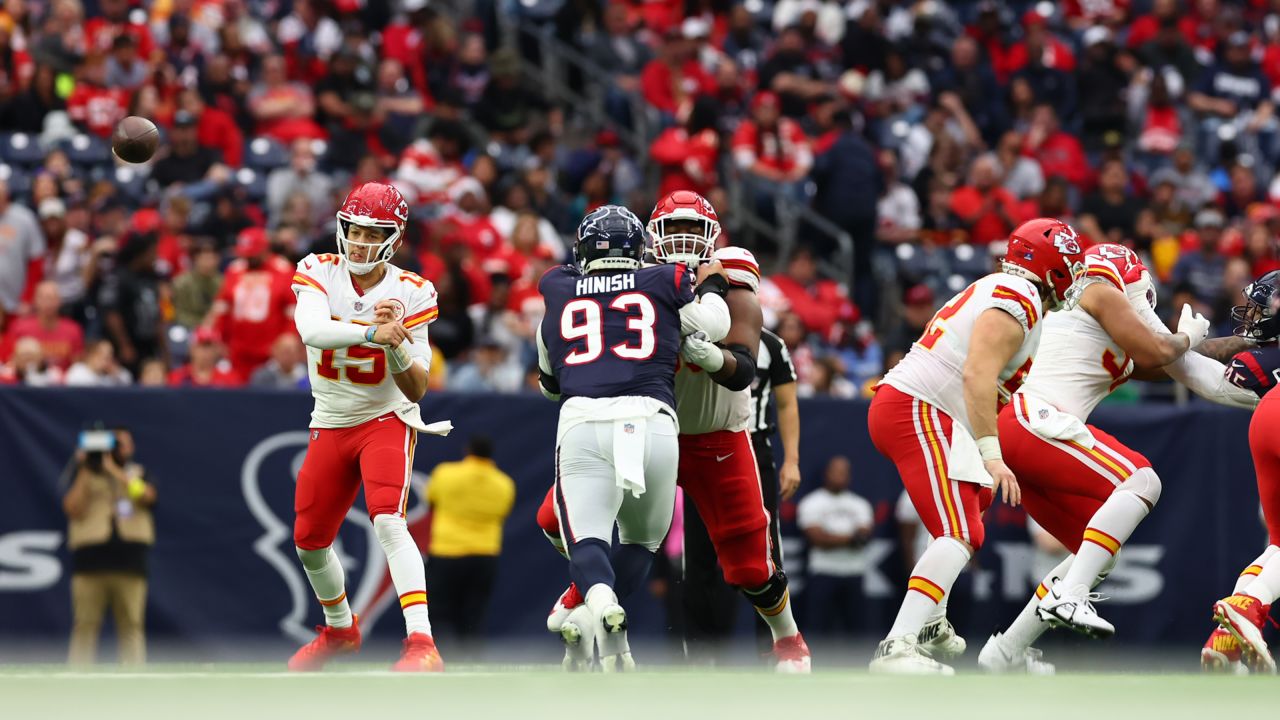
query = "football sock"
xmin=1244 ymin=544 xmax=1280 ymax=605
xmin=887 ymin=536 xmax=971 ymax=639
xmin=1058 ymin=490 xmax=1148 ymax=592
xmin=1235 ymin=546 xmax=1279 ymax=594
xmin=1002 ymin=555 xmax=1073 ymax=653
xmin=296 ymin=546 xmax=353 ymax=628
xmin=743 ymin=572 xmax=799 ymax=641
xmin=568 ymin=538 xmax=615 ymax=592
xmin=373 ymin=514 xmax=432 ymax=637
xmin=611 ymin=543 xmax=655 ymax=599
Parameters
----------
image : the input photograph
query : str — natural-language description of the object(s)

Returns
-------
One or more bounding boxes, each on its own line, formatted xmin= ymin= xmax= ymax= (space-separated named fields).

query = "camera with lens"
xmin=79 ymin=427 xmax=116 ymax=473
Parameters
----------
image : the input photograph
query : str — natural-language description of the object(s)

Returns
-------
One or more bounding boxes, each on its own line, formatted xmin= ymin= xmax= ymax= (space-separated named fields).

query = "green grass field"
xmin=0 ymin=664 xmax=1273 ymax=720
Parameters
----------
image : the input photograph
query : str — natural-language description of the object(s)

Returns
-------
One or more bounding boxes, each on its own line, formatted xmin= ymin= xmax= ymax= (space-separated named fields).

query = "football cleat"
xmin=917 ymin=616 xmax=966 ymax=660
xmin=1213 ymin=594 xmax=1276 ymax=674
xmin=869 ymin=634 xmax=954 ymax=675
xmin=1037 ymin=584 xmax=1115 ymax=638
xmin=546 ymin=583 xmax=584 ymax=634
xmin=287 ymin=615 xmax=362 ymax=671
xmin=1201 ymin=626 xmax=1248 ymax=675
xmin=559 ymin=604 xmax=596 ymax=672
xmin=597 ymin=603 xmax=635 ymax=673
xmin=773 ymin=633 xmax=812 ymax=673
xmin=392 ymin=632 xmax=444 ymax=672
xmin=977 ymin=633 xmax=1055 ymax=675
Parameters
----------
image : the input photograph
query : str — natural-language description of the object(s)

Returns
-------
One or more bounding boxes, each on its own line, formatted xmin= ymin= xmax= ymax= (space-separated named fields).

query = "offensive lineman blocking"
xmin=286 ymin=182 xmax=447 ymax=672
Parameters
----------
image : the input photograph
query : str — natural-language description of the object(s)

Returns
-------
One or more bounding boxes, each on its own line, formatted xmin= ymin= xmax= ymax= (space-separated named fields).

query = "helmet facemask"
xmin=649 ymin=213 xmax=720 ymax=268
xmin=336 ymin=214 xmax=401 ymax=275
xmin=1232 ymin=276 xmax=1280 ymax=342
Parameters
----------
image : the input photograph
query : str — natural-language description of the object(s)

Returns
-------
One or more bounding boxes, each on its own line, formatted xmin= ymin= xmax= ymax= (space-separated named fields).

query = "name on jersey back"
xmin=575 ymin=273 xmax=637 ymax=296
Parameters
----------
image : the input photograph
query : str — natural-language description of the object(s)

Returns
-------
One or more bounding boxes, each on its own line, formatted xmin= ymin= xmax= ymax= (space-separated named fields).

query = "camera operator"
xmin=63 ymin=427 xmax=157 ymax=665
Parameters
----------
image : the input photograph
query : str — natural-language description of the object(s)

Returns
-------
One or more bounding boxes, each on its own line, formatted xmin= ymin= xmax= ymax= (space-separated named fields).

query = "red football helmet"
xmin=1085 ymin=243 xmax=1156 ymax=309
xmin=647 ymin=190 xmax=722 ymax=267
xmin=336 ymin=182 xmax=409 ymax=274
xmin=1001 ymin=218 xmax=1086 ymax=309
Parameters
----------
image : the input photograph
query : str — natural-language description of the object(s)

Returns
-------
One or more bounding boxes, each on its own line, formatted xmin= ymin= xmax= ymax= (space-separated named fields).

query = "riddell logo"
xmin=241 ymin=432 xmax=431 ymax=643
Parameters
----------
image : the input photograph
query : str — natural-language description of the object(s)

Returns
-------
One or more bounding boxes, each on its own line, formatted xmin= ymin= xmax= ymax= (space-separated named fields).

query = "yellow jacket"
xmin=426 ymin=456 xmax=515 ymax=557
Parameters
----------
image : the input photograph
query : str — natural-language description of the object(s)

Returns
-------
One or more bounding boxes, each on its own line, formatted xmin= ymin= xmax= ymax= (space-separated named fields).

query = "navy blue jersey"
xmin=1226 ymin=346 xmax=1280 ymax=398
xmin=540 ymin=263 xmax=694 ymax=408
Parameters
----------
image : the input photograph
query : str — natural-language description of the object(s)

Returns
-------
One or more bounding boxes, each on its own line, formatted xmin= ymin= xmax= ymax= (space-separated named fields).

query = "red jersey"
xmin=1026 ymin=131 xmax=1091 ymax=189
xmin=83 ymin=18 xmax=155 ymax=58
xmin=650 ymin=127 xmax=720 ymax=197
xmin=213 ymin=260 xmax=296 ymax=378
xmin=66 ymin=85 xmax=131 ymax=138
xmin=731 ymin=118 xmax=811 ymax=175
xmin=0 ymin=317 xmax=84 ymax=370
xmin=1005 ymin=37 xmax=1078 ymax=75
xmin=950 ymin=186 xmax=1027 ymax=245
xmin=640 ymin=59 xmax=715 ymax=114
xmin=197 ymin=106 xmax=244 ymax=167
xmin=768 ymin=275 xmax=849 ymax=339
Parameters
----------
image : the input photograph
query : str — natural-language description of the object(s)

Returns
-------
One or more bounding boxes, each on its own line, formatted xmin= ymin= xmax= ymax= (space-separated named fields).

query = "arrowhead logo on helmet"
xmin=1002 ymin=218 xmax=1087 ymax=310
xmin=336 ymin=182 xmax=409 ymax=276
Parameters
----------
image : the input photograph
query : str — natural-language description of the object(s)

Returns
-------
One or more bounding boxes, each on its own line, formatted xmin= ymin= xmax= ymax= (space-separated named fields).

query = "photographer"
xmin=62 ymin=427 xmax=157 ymax=665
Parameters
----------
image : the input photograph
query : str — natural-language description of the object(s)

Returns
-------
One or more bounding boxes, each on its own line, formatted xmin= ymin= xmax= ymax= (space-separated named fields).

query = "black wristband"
xmin=695 ymin=273 xmax=730 ymax=299
xmin=539 ymin=371 xmax=561 ymax=395
xmin=715 ymin=343 xmax=757 ymax=391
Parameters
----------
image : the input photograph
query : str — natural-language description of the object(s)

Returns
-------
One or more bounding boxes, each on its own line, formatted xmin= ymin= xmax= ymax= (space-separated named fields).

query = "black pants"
xmin=427 ymin=555 xmax=498 ymax=657
xmin=805 ymin=573 xmax=865 ymax=638
xmin=682 ymin=433 xmax=783 ymax=661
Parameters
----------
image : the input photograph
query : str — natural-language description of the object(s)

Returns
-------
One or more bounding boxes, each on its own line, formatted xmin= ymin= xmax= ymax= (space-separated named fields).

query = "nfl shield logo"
xmin=623 ymin=423 xmax=635 ymax=434
xmin=354 ymin=301 xmax=363 ymax=311
xmin=1039 ymin=409 xmax=1050 ymax=420
xmin=311 ymin=430 xmax=319 ymax=441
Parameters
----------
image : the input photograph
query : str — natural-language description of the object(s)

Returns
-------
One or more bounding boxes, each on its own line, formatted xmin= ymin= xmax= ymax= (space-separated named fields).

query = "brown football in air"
xmin=112 ymin=116 xmax=160 ymax=164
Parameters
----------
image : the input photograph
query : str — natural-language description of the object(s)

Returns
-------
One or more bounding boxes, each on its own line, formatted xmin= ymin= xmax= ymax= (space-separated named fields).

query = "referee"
xmin=683 ymin=327 xmax=801 ymax=661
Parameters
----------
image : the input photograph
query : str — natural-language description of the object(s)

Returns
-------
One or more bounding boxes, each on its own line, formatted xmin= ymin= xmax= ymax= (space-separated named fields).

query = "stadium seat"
xmin=948 ymin=243 xmax=994 ymax=283
xmin=113 ymin=165 xmax=148 ymax=201
xmin=62 ymin=133 xmax=113 ymax=167
xmin=0 ymin=132 xmax=47 ymax=169
xmin=236 ymin=167 xmax=267 ymax=201
xmin=0 ymin=163 xmax=32 ymax=200
xmin=245 ymin=137 xmax=289 ymax=171
xmin=893 ymin=242 xmax=950 ymax=285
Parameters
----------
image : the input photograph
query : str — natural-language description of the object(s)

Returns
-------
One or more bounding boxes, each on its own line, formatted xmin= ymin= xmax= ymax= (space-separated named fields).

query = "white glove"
xmin=1177 ymin=303 xmax=1211 ymax=349
xmin=681 ymin=332 xmax=725 ymax=372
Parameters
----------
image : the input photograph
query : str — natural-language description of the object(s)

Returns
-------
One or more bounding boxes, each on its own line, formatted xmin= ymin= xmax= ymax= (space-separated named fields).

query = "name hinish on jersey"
xmin=576 ymin=273 xmax=637 ymax=296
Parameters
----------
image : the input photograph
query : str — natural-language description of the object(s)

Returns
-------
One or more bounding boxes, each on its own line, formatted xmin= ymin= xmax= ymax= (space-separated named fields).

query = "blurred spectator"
xmin=167 ymin=327 xmax=241 ymax=387
xmin=733 ymin=91 xmax=812 ymax=201
xmin=1022 ymin=103 xmax=1089 ymax=191
xmin=150 ymin=110 xmax=229 ymax=193
xmin=250 ymin=333 xmax=309 ymax=390
xmin=66 ymin=56 xmax=130 ymax=138
xmin=811 ymin=107 xmax=879 ymax=308
xmin=1009 ymin=14 xmax=1078 ymax=122
xmin=0 ymin=336 xmax=62 ymax=386
xmin=650 ymin=96 xmax=722 ymax=197
xmin=1134 ymin=15 xmax=1199 ymax=87
xmin=641 ymin=28 xmax=715 ymax=118
xmin=885 ymin=284 xmax=936 ymax=358
xmin=722 ymin=5 xmax=767 ymax=73
xmin=949 ymin=154 xmax=1023 ymax=245
xmin=374 ymin=58 xmax=427 ymax=158
xmin=474 ymin=49 xmax=557 ymax=147
xmin=797 ymin=455 xmax=874 ymax=638
xmin=1172 ymin=209 xmax=1228 ymax=312
xmin=589 ymin=3 xmax=651 ymax=94
xmin=177 ymin=87 xmax=244 ymax=169
xmin=1079 ymin=159 xmax=1143 ymax=245
xmin=1168 ymin=145 xmax=1218 ymax=214
xmin=830 ymin=313 xmax=884 ymax=394
xmin=769 ymin=247 xmax=849 ymax=339
xmin=425 ymin=435 xmax=515 ymax=656
xmin=757 ymin=26 xmax=826 ymax=119
xmin=1076 ymin=27 xmax=1129 ymax=152
xmin=396 ymin=119 xmax=468 ymax=205
xmin=65 ymin=340 xmax=132 ymax=387
xmin=172 ymin=240 xmax=223 ymax=329
xmin=865 ymin=48 xmax=931 ymax=123
xmin=0 ymin=178 xmax=44 ymax=315
xmin=248 ymin=55 xmax=323 ymax=144
xmin=1189 ymin=31 xmax=1274 ymax=165
xmin=137 ymin=358 xmax=168 ymax=387
xmin=875 ymin=149 xmax=920 ymax=245
xmin=85 ymin=0 xmax=154 ymax=57
xmin=267 ymin=139 xmax=334 ymax=229
xmin=1 ymin=281 xmax=82 ymax=370
xmin=805 ymin=355 xmax=858 ymax=398
xmin=933 ymin=35 xmax=1006 ymax=145
xmin=995 ymin=130 xmax=1044 ymax=201
xmin=448 ymin=335 xmax=523 ymax=393
xmin=208 ymin=229 xmax=296 ymax=381
xmin=0 ymin=64 xmax=63 ymax=133
xmin=104 ymin=34 xmax=147 ymax=91
xmin=97 ymin=235 xmax=165 ymax=376
xmin=35 ymin=198 xmax=91 ymax=311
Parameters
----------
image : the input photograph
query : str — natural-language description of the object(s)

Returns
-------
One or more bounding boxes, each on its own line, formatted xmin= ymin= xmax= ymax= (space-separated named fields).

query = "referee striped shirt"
xmin=751 ymin=329 xmax=797 ymax=435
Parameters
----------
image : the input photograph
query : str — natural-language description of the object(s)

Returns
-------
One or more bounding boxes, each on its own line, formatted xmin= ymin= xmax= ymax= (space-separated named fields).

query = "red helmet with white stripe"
xmin=1001 ymin=218 xmax=1086 ymax=309
xmin=336 ymin=182 xmax=409 ymax=275
xmin=648 ymin=190 xmax=722 ymax=268
xmin=1084 ymin=243 xmax=1156 ymax=309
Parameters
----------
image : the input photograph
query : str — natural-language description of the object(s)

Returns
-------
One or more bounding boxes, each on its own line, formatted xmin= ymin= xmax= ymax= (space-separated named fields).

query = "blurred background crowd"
xmin=1 ymin=0 xmax=1277 ymax=402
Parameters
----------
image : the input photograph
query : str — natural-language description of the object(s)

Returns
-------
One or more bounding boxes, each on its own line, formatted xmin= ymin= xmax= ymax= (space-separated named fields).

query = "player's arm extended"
xmin=962 ymin=308 xmax=1024 ymax=505
xmin=1132 ymin=351 xmax=1260 ymax=409
xmin=1195 ymin=336 xmax=1256 ymax=363
xmin=682 ymin=288 xmax=762 ymax=391
xmin=293 ymin=290 xmax=372 ymax=349
xmin=1078 ymin=283 xmax=1196 ymax=368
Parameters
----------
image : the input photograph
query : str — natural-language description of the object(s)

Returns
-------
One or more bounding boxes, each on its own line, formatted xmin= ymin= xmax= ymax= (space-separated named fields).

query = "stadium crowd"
xmin=1 ymin=0 xmax=1278 ymax=400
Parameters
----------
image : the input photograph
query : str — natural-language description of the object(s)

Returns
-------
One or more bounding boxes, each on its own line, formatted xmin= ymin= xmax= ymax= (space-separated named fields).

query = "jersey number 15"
xmin=561 ymin=293 xmax=657 ymax=365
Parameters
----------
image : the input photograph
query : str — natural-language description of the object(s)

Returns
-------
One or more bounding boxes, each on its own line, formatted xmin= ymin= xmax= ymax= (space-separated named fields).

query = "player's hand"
xmin=373 ymin=322 xmax=413 ymax=348
xmin=986 ymin=459 xmax=1020 ymax=506
xmin=1177 ymin=303 xmax=1211 ymax=349
xmin=779 ymin=460 xmax=801 ymax=501
xmin=681 ymin=332 xmax=725 ymax=372
xmin=373 ymin=300 xmax=400 ymax=325
xmin=695 ymin=259 xmax=727 ymax=285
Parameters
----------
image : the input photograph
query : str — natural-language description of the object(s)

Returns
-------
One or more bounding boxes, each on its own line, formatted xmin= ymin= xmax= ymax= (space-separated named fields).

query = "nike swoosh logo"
xmin=303 ymin=262 xmax=313 ymax=270
xmin=379 ymin=416 xmax=395 ymax=422
xmin=715 ymin=453 xmax=734 ymax=462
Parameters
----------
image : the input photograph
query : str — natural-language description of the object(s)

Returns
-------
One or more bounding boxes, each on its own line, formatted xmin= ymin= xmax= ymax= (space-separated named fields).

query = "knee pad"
xmin=1118 ymin=467 xmax=1161 ymax=508
xmin=741 ymin=571 xmax=789 ymax=611
xmin=373 ymin=514 xmax=413 ymax=554
xmin=296 ymin=545 xmax=331 ymax=571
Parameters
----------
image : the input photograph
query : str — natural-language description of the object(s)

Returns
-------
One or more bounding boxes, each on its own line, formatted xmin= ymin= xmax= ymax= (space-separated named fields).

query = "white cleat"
xmin=869 ymin=634 xmax=955 ymax=675
xmin=546 ymin=584 xmax=583 ymax=634
xmin=597 ymin=603 xmax=635 ymax=672
xmin=1037 ymin=584 xmax=1115 ymax=638
xmin=917 ymin=617 xmax=966 ymax=660
xmin=977 ymin=633 xmax=1056 ymax=675
xmin=560 ymin=605 xmax=596 ymax=672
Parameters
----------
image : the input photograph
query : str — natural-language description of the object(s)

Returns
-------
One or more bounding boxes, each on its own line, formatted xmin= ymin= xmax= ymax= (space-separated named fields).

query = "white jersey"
xmin=292 ymin=253 xmax=438 ymax=428
xmin=880 ymin=272 xmax=1044 ymax=433
xmin=674 ymin=246 xmax=760 ymax=435
xmin=1018 ymin=255 xmax=1134 ymax=421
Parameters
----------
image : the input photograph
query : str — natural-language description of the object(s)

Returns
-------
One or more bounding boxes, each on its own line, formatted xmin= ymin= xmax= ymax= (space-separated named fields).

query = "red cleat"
xmin=546 ymin=583 xmax=584 ymax=633
xmin=773 ymin=633 xmax=812 ymax=673
xmin=1213 ymin=594 xmax=1276 ymax=674
xmin=288 ymin=616 xmax=362 ymax=672
xmin=392 ymin=632 xmax=445 ymax=672
xmin=1200 ymin=627 xmax=1245 ymax=673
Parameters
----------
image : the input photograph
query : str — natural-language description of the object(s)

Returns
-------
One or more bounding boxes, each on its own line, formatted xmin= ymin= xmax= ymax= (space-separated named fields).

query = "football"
xmin=111 ymin=115 xmax=160 ymax=164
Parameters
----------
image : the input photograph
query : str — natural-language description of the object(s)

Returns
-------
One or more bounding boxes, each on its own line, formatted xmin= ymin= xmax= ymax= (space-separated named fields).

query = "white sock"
xmin=887 ymin=537 xmax=971 ymax=639
xmin=1058 ymin=491 xmax=1148 ymax=591
xmin=1244 ymin=545 xmax=1280 ymax=605
xmin=296 ymin=546 xmax=353 ymax=628
xmin=753 ymin=589 xmax=800 ymax=641
xmin=926 ymin=596 xmax=949 ymax=624
xmin=373 ymin=514 xmax=432 ymax=637
xmin=1235 ymin=546 xmax=1280 ymax=594
xmin=1002 ymin=555 xmax=1073 ymax=654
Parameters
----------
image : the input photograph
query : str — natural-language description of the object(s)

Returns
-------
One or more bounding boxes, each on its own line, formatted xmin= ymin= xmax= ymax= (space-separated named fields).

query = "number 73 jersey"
xmin=879 ymin=272 xmax=1044 ymax=433
xmin=292 ymin=253 xmax=439 ymax=428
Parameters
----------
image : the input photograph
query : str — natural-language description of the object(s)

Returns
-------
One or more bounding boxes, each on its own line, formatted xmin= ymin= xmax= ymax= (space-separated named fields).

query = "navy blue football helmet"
xmin=574 ymin=205 xmax=646 ymax=274
xmin=1232 ymin=270 xmax=1280 ymax=342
